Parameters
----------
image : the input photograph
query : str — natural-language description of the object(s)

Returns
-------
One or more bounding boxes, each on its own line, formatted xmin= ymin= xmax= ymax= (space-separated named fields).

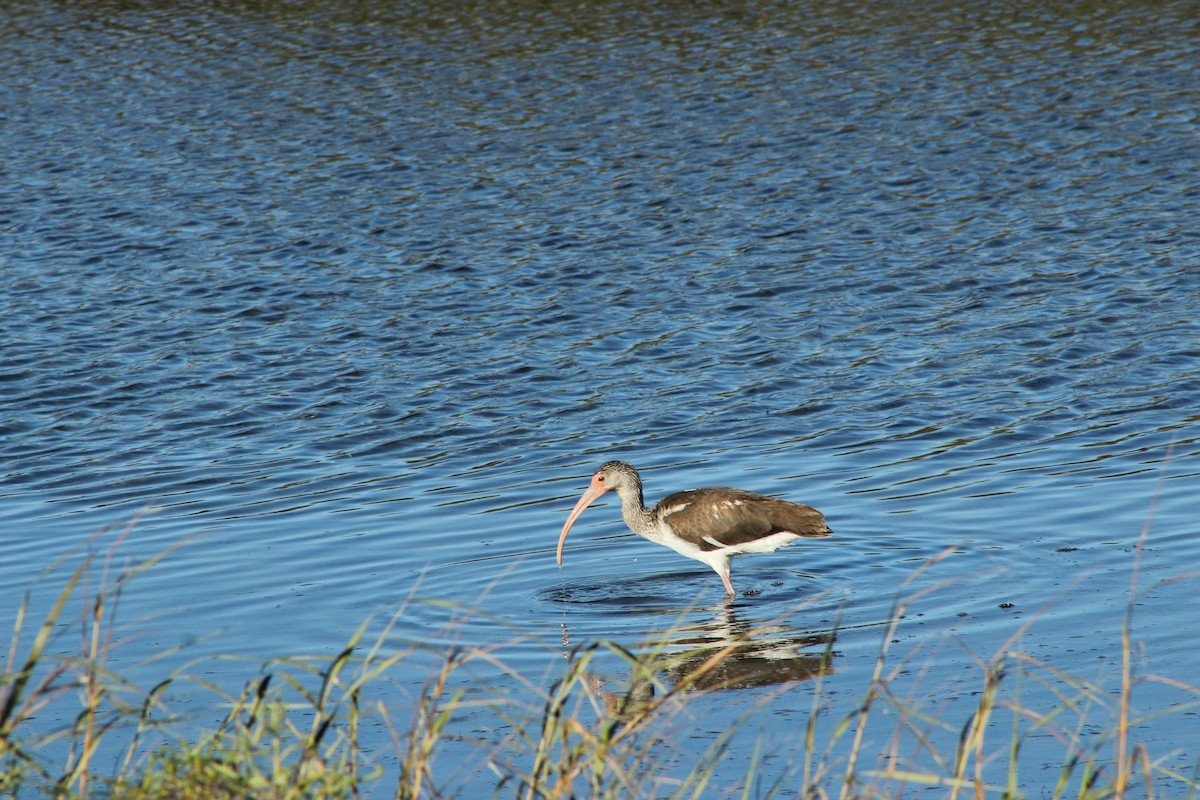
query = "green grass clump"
xmin=3 ymin=513 xmax=1199 ymax=799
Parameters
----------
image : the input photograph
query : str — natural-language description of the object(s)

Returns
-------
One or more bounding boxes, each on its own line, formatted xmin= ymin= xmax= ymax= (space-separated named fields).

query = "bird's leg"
xmin=719 ymin=570 xmax=735 ymax=597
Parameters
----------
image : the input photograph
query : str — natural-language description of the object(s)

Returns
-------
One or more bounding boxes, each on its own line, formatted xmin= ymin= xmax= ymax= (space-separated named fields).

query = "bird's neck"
xmin=616 ymin=484 xmax=658 ymax=539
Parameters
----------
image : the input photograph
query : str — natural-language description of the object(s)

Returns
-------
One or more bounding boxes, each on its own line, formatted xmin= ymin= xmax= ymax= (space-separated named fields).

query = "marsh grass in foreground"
xmin=2 ymin=514 xmax=1199 ymax=799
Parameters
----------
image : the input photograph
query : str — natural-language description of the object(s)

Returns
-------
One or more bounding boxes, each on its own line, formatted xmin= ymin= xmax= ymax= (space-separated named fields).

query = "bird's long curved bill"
xmin=556 ymin=477 xmax=609 ymax=566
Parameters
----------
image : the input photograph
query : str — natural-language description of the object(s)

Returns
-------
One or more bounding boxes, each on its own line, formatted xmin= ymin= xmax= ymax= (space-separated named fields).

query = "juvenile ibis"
xmin=556 ymin=460 xmax=831 ymax=597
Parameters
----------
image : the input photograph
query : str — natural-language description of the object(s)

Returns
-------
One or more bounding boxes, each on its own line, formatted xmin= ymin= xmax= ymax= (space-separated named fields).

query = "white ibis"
xmin=556 ymin=460 xmax=831 ymax=597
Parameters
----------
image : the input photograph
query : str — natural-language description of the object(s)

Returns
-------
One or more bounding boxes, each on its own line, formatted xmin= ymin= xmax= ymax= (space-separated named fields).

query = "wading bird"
xmin=557 ymin=460 xmax=830 ymax=597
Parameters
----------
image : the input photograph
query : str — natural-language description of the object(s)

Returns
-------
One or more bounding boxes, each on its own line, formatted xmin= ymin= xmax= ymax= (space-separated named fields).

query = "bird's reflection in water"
xmin=562 ymin=603 xmax=837 ymax=721
xmin=657 ymin=608 xmax=834 ymax=692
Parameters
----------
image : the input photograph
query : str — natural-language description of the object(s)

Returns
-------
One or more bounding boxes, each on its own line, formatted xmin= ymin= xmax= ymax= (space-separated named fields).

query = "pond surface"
xmin=3 ymin=0 xmax=1199 ymax=794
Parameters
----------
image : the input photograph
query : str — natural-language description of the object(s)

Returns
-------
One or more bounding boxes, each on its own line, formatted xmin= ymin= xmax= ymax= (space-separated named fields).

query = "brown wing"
xmin=657 ymin=487 xmax=831 ymax=552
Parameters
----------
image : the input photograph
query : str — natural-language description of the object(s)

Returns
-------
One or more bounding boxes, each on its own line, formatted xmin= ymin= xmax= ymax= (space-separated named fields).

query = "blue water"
xmin=3 ymin=1 xmax=1199 ymax=794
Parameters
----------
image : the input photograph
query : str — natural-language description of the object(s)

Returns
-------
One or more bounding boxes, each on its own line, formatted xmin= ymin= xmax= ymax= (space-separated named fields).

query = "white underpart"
xmin=653 ymin=519 xmax=802 ymax=578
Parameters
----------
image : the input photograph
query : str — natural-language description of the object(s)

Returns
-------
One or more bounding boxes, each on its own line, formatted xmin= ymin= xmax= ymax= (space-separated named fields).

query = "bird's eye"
xmin=597 ymin=475 xmax=605 ymax=482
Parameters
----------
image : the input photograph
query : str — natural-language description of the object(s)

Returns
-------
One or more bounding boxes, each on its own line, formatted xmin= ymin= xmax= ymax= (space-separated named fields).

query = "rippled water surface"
xmin=3 ymin=0 xmax=1200 ymax=794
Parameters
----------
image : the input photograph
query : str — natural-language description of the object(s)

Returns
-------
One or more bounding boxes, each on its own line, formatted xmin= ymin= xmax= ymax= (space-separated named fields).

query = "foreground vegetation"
xmin=3 ymin=515 xmax=1198 ymax=799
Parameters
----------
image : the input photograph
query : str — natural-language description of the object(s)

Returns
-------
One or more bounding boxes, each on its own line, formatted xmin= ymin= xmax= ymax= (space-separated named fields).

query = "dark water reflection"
xmin=3 ymin=0 xmax=1199 ymax=793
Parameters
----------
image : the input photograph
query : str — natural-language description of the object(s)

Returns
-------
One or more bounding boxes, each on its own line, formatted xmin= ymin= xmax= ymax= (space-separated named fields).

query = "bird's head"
xmin=555 ymin=461 xmax=642 ymax=566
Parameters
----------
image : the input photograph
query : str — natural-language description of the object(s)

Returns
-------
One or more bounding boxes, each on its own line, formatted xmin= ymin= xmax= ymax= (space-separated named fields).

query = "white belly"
xmin=653 ymin=519 xmax=800 ymax=566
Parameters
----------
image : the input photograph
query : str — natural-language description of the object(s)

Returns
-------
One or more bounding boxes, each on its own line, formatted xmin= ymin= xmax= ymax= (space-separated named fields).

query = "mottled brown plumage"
xmin=557 ymin=461 xmax=831 ymax=597
xmin=655 ymin=487 xmax=830 ymax=551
